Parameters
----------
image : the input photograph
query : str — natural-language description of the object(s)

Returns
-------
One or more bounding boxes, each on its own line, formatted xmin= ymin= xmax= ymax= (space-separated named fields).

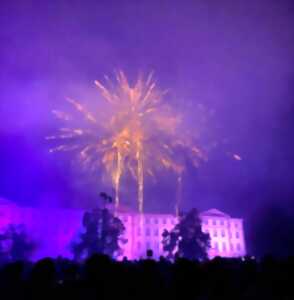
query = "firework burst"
xmin=47 ymin=71 xmax=206 ymax=213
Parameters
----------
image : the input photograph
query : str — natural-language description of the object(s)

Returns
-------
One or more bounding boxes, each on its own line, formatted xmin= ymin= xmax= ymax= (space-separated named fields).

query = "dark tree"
xmin=162 ymin=208 xmax=210 ymax=260
xmin=0 ymin=224 xmax=36 ymax=263
xmin=71 ymin=206 xmax=127 ymax=260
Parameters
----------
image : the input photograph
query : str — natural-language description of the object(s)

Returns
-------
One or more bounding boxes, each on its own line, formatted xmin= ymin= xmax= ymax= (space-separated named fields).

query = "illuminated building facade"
xmin=119 ymin=208 xmax=246 ymax=259
xmin=0 ymin=198 xmax=246 ymax=260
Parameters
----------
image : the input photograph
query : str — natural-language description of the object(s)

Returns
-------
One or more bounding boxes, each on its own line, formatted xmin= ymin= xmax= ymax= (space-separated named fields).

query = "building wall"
xmin=0 ymin=201 xmax=246 ymax=260
xmin=200 ymin=210 xmax=246 ymax=258
xmin=118 ymin=213 xmax=177 ymax=259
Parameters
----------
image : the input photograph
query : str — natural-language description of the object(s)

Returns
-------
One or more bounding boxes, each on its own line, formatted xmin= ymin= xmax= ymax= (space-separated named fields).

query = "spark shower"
xmin=47 ymin=71 xmax=206 ymax=213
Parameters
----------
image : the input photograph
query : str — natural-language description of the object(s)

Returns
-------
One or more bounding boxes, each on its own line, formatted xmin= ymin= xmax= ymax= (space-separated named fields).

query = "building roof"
xmin=200 ymin=208 xmax=230 ymax=218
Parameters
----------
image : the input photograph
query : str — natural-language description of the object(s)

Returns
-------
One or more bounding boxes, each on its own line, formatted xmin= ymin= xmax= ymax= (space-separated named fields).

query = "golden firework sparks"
xmin=47 ymin=71 xmax=205 ymax=213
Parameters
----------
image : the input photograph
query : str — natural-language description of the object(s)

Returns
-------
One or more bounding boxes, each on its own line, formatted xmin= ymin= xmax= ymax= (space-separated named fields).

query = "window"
xmin=162 ymin=219 xmax=166 ymax=224
xmin=146 ymin=218 xmax=150 ymax=224
xmin=214 ymin=242 xmax=218 ymax=250
xmin=220 ymin=220 xmax=224 ymax=226
xmin=236 ymin=231 xmax=240 ymax=239
xmin=213 ymin=230 xmax=217 ymax=237
xmin=146 ymin=241 xmax=151 ymax=249
xmin=137 ymin=242 xmax=141 ymax=250
xmin=146 ymin=228 xmax=150 ymax=236
xmin=230 ymin=244 xmax=234 ymax=252
xmin=137 ymin=228 xmax=141 ymax=236
xmin=229 ymin=231 xmax=232 ymax=238
xmin=154 ymin=218 xmax=158 ymax=224
xmin=237 ymin=243 xmax=241 ymax=251
xmin=235 ymin=222 xmax=239 ymax=228
xmin=222 ymin=242 xmax=227 ymax=252
xmin=154 ymin=228 xmax=159 ymax=236
xmin=212 ymin=220 xmax=216 ymax=226
xmin=221 ymin=230 xmax=225 ymax=237
xmin=123 ymin=216 xmax=128 ymax=223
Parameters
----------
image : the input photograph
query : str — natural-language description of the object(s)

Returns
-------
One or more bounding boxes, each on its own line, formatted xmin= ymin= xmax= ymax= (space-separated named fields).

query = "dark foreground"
xmin=0 ymin=255 xmax=293 ymax=300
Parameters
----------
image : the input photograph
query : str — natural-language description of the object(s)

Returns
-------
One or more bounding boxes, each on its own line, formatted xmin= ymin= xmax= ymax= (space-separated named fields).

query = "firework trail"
xmin=47 ymin=71 xmax=206 ymax=213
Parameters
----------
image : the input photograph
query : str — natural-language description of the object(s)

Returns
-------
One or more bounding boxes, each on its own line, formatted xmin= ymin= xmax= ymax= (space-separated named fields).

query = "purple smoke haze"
xmin=1 ymin=0 xmax=294 ymax=254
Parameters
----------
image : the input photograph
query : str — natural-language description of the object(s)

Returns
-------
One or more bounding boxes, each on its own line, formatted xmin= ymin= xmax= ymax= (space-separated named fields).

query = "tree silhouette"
xmin=71 ymin=206 xmax=127 ymax=260
xmin=0 ymin=224 xmax=36 ymax=263
xmin=162 ymin=208 xmax=210 ymax=260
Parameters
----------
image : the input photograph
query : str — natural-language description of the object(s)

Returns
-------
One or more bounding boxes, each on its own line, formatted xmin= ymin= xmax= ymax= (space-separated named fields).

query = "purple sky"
xmin=1 ymin=0 xmax=294 ymax=225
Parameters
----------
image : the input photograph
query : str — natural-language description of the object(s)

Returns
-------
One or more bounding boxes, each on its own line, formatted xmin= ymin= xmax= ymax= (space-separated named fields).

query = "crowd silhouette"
xmin=0 ymin=253 xmax=293 ymax=300
xmin=1 ymin=202 xmax=293 ymax=299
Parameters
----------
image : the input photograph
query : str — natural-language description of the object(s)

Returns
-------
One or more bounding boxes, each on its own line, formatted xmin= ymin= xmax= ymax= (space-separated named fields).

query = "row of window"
xmin=203 ymin=219 xmax=240 ymax=228
xmin=204 ymin=229 xmax=241 ymax=239
xmin=137 ymin=228 xmax=159 ymax=236
xmin=137 ymin=228 xmax=241 ymax=239
xmin=121 ymin=216 xmax=241 ymax=229
xmin=145 ymin=218 xmax=174 ymax=225
xmin=214 ymin=242 xmax=242 ymax=252
xmin=136 ymin=241 xmax=243 ymax=253
xmin=121 ymin=216 xmax=176 ymax=225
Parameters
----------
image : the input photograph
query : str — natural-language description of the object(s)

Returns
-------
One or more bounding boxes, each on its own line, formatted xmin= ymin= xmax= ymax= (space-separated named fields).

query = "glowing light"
xmin=48 ymin=71 xmax=205 ymax=212
xmin=233 ymin=154 xmax=242 ymax=161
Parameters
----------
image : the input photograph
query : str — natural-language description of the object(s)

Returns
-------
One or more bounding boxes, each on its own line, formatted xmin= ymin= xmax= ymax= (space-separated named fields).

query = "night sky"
xmin=1 ymin=1 xmax=294 ymax=253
